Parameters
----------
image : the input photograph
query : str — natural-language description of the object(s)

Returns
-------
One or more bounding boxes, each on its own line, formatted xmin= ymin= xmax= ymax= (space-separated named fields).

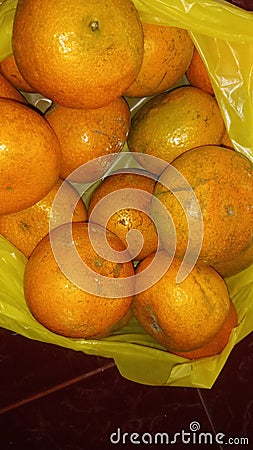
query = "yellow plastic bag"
xmin=1 ymin=0 xmax=253 ymax=388
xmin=134 ymin=0 xmax=253 ymax=162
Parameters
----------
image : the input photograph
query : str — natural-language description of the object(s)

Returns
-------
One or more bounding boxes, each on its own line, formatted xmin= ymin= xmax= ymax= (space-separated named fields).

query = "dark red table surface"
xmin=0 ymin=325 xmax=253 ymax=450
xmin=226 ymin=0 xmax=253 ymax=9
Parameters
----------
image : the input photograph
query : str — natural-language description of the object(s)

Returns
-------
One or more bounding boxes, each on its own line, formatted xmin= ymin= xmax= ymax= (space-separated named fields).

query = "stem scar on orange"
xmin=12 ymin=0 xmax=144 ymax=109
xmin=87 ymin=169 xmax=158 ymax=261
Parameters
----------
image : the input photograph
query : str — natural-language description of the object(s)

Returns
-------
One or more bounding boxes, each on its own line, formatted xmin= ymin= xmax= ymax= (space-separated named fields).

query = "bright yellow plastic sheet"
xmin=1 ymin=0 xmax=253 ymax=388
xmin=1 ymin=234 xmax=253 ymax=388
xmin=0 ymin=0 xmax=17 ymax=62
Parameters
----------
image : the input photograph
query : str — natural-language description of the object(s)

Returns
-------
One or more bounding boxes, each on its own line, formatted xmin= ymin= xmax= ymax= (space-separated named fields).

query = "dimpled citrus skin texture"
xmin=12 ymin=0 xmax=144 ymax=109
xmin=0 ymin=54 xmax=34 ymax=92
xmin=24 ymin=222 xmax=134 ymax=339
xmin=0 ymin=72 xmax=26 ymax=103
xmin=186 ymin=47 xmax=214 ymax=95
xmin=88 ymin=170 xmax=158 ymax=261
xmin=45 ymin=97 xmax=130 ymax=181
xmin=154 ymin=146 xmax=253 ymax=268
xmin=173 ymin=300 xmax=238 ymax=359
xmin=133 ymin=253 xmax=231 ymax=352
xmin=127 ymin=86 xmax=225 ymax=166
xmin=214 ymin=241 xmax=253 ymax=278
xmin=124 ymin=22 xmax=194 ymax=98
xmin=221 ymin=129 xmax=234 ymax=149
xmin=0 ymin=179 xmax=87 ymax=258
xmin=0 ymin=98 xmax=61 ymax=215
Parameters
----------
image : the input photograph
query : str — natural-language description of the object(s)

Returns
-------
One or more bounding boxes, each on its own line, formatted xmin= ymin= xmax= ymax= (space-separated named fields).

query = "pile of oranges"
xmin=1 ymin=0 xmax=252 ymax=360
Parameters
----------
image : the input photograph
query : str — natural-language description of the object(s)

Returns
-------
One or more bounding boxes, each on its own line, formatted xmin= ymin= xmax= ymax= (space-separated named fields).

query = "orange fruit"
xmin=173 ymin=300 xmax=238 ymax=359
xmin=0 ymin=179 xmax=87 ymax=258
xmin=127 ymin=86 xmax=225 ymax=173
xmin=45 ymin=97 xmax=130 ymax=182
xmin=213 ymin=242 xmax=253 ymax=278
xmin=0 ymin=54 xmax=34 ymax=92
xmin=24 ymin=221 xmax=134 ymax=338
xmin=0 ymin=98 xmax=61 ymax=215
xmin=0 ymin=72 xmax=26 ymax=103
xmin=221 ymin=129 xmax=234 ymax=149
xmin=87 ymin=169 xmax=158 ymax=261
xmin=124 ymin=22 xmax=193 ymax=98
xmin=12 ymin=0 xmax=144 ymax=109
xmin=186 ymin=47 xmax=214 ymax=95
xmin=133 ymin=252 xmax=231 ymax=352
xmin=153 ymin=145 xmax=253 ymax=268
